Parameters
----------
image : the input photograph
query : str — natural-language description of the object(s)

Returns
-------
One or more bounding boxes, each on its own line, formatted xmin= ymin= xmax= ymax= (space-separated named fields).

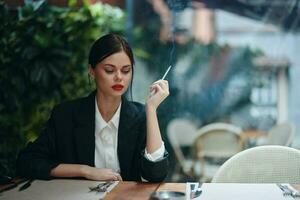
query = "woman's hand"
xmin=147 ymin=80 xmax=169 ymax=110
xmin=82 ymin=166 xmax=122 ymax=181
xmin=145 ymin=80 xmax=169 ymax=154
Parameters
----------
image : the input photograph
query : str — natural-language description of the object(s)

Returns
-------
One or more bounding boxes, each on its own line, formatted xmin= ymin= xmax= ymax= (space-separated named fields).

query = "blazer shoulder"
xmin=130 ymin=101 xmax=145 ymax=113
xmin=121 ymin=99 xmax=145 ymax=123
xmin=53 ymin=97 xmax=86 ymax=112
xmin=51 ymin=94 xmax=93 ymax=120
xmin=127 ymin=100 xmax=145 ymax=114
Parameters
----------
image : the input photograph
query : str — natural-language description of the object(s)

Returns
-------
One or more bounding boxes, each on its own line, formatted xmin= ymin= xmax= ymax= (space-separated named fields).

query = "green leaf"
xmin=68 ymin=0 xmax=76 ymax=7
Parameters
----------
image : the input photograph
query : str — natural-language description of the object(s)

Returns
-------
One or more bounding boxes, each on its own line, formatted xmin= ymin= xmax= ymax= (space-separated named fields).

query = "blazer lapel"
xmin=73 ymin=91 xmax=96 ymax=166
xmin=118 ymin=98 xmax=144 ymax=179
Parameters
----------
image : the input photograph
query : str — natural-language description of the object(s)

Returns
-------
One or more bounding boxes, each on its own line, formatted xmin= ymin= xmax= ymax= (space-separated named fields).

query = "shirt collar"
xmin=95 ymin=98 xmax=121 ymax=132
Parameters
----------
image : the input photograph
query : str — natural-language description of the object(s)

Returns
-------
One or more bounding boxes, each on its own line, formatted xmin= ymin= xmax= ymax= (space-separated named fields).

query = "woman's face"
xmin=89 ymin=51 xmax=132 ymax=98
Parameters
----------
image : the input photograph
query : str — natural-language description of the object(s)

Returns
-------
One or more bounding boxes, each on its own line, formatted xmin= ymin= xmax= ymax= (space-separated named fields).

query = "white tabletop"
xmin=186 ymin=182 xmax=294 ymax=200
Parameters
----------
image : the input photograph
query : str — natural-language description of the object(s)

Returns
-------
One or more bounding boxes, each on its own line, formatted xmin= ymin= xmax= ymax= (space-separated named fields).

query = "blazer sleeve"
xmin=17 ymin=107 xmax=60 ymax=180
xmin=138 ymin=112 xmax=169 ymax=182
xmin=140 ymin=150 xmax=169 ymax=182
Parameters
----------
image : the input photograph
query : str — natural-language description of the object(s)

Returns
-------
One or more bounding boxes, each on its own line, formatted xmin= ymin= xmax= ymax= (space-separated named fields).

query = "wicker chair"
xmin=167 ymin=118 xmax=198 ymax=180
xmin=265 ymin=122 xmax=295 ymax=146
xmin=193 ymin=123 xmax=244 ymax=182
xmin=212 ymin=145 xmax=300 ymax=183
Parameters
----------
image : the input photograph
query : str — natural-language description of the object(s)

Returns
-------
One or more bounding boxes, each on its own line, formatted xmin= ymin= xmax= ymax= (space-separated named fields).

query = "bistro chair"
xmin=212 ymin=145 xmax=300 ymax=183
xmin=193 ymin=122 xmax=244 ymax=182
xmin=265 ymin=122 xmax=295 ymax=146
xmin=167 ymin=118 xmax=198 ymax=181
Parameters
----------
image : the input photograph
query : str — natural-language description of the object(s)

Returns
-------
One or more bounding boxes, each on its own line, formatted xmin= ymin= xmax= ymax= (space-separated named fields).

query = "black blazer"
xmin=17 ymin=91 xmax=169 ymax=182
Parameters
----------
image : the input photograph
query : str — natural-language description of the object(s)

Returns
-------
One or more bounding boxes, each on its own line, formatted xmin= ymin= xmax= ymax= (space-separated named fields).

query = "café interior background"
xmin=1 ymin=0 xmax=300 ymax=181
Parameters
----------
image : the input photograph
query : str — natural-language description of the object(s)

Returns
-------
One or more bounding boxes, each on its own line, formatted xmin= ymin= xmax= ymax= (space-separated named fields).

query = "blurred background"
xmin=1 ymin=0 xmax=299 ymax=182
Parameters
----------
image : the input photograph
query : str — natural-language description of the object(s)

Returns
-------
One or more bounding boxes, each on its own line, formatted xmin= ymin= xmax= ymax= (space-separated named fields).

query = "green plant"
xmin=0 ymin=0 xmax=125 ymax=177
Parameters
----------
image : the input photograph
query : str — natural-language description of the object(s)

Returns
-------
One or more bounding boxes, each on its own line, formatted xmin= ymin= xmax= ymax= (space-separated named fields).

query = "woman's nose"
xmin=114 ymin=71 xmax=122 ymax=81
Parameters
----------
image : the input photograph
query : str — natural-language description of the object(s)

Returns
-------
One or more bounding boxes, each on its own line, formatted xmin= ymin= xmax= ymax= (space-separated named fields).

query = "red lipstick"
xmin=112 ymin=84 xmax=124 ymax=91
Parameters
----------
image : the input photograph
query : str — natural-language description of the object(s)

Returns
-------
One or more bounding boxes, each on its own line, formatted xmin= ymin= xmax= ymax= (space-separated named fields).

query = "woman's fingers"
xmin=147 ymin=79 xmax=169 ymax=108
xmin=151 ymin=83 xmax=169 ymax=96
xmin=108 ymin=171 xmax=122 ymax=181
xmin=150 ymin=80 xmax=169 ymax=95
xmin=87 ymin=168 xmax=122 ymax=181
xmin=115 ymin=173 xmax=123 ymax=181
xmin=151 ymin=80 xmax=168 ymax=87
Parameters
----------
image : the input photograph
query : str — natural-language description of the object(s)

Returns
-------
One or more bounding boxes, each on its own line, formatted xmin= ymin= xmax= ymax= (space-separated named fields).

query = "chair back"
xmin=266 ymin=122 xmax=295 ymax=146
xmin=192 ymin=123 xmax=244 ymax=181
xmin=167 ymin=118 xmax=198 ymax=168
xmin=212 ymin=145 xmax=300 ymax=183
xmin=194 ymin=123 xmax=243 ymax=159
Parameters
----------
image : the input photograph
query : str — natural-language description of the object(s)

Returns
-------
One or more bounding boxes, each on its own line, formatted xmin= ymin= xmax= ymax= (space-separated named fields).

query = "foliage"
xmin=0 ymin=0 xmax=125 ymax=176
xmin=132 ymin=16 xmax=223 ymax=76
xmin=132 ymin=16 xmax=263 ymax=125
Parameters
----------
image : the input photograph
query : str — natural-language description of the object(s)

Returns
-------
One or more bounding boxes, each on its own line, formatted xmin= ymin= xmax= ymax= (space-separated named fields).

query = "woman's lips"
xmin=112 ymin=84 xmax=124 ymax=91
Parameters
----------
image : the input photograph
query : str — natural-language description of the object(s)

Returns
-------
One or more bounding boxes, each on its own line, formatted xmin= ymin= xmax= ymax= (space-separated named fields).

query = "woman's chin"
xmin=111 ymin=90 xmax=125 ymax=97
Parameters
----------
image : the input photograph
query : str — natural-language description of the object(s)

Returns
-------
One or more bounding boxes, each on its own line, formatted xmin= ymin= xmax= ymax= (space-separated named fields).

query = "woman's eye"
xmin=105 ymin=70 xmax=114 ymax=73
xmin=122 ymin=70 xmax=130 ymax=74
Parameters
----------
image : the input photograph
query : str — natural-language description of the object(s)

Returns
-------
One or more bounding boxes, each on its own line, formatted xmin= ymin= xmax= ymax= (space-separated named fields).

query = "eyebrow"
xmin=104 ymin=64 xmax=132 ymax=68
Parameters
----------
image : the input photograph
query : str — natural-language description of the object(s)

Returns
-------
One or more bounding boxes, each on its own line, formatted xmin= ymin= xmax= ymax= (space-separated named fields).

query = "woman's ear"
xmin=88 ymin=65 xmax=95 ymax=79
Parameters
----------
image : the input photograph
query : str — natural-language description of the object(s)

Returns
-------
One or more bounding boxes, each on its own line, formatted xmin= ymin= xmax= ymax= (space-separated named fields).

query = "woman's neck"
xmin=96 ymin=92 xmax=121 ymax=122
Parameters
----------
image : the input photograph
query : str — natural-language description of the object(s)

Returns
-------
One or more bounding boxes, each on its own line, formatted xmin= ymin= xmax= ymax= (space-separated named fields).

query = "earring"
xmin=88 ymin=73 xmax=94 ymax=80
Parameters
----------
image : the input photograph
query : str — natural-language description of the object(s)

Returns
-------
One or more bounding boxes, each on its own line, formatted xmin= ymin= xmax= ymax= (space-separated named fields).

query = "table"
xmin=105 ymin=181 xmax=300 ymax=200
xmin=104 ymin=182 xmax=185 ymax=200
xmin=105 ymin=182 xmax=300 ymax=200
xmin=1 ymin=180 xmax=300 ymax=200
xmin=0 ymin=180 xmax=184 ymax=200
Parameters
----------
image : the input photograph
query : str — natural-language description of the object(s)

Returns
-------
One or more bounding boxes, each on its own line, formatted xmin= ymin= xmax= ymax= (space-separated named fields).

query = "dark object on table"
xmin=18 ymin=179 xmax=34 ymax=191
xmin=150 ymin=190 xmax=185 ymax=200
xmin=0 ymin=177 xmax=28 ymax=193
xmin=89 ymin=181 xmax=114 ymax=193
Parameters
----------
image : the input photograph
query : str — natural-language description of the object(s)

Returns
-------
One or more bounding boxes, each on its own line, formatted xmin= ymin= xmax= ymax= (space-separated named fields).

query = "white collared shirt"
xmin=94 ymin=98 xmax=165 ymax=173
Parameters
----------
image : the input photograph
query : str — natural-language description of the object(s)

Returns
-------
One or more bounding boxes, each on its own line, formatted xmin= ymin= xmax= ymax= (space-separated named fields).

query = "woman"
xmin=17 ymin=33 xmax=169 ymax=182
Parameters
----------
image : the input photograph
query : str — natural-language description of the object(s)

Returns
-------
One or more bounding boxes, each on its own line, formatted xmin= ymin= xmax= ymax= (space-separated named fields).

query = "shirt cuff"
xmin=144 ymin=142 xmax=165 ymax=162
xmin=141 ymin=176 xmax=148 ymax=182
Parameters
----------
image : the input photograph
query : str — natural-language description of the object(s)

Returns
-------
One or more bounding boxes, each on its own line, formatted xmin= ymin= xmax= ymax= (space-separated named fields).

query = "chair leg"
xmin=200 ymin=157 xmax=205 ymax=178
xmin=171 ymin=164 xmax=182 ymax=181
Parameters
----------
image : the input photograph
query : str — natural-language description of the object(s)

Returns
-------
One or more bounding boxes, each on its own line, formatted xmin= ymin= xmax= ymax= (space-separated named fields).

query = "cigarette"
xmin=161 ymin=65 xmax=172 ymax=80
xmin=150 ymin=65 xmax=172 ymax=96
